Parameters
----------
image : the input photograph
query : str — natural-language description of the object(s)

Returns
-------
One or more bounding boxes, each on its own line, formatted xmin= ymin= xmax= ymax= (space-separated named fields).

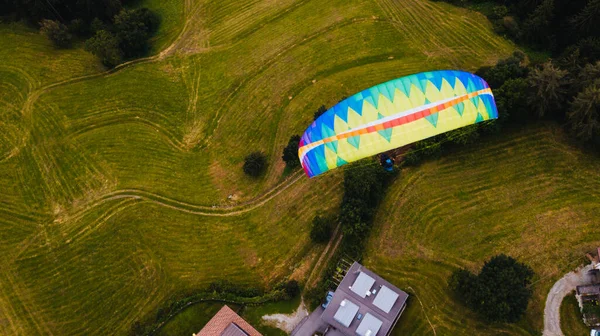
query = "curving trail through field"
xmin=81 ymin=170 xmax=305 ymax=217
xmin=0 ymin=1 xmax=518 ymax=335
xmin=366 ymin=126 xmax=600 ymax=335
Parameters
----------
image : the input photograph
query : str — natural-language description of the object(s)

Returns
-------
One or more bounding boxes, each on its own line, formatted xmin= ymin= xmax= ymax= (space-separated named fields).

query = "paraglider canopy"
xmin=298 ymin=70 xmax=497 ymax=178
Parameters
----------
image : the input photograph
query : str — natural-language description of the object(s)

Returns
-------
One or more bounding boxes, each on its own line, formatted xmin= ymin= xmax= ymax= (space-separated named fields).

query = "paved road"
xmin=291 ymin=306 xmax=328 ymax=336
xmin=543 ymin=264 xmax=593 ymax=336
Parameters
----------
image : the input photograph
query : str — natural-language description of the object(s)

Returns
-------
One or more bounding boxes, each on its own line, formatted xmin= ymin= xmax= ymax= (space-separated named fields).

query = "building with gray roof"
xmin=320 ymin=262 xmax=408 ymax=336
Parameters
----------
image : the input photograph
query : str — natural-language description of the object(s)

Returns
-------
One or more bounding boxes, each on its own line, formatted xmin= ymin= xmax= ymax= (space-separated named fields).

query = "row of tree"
xmin=1 ymin=0 xmax=133 ymax=24
xmin=403 ymin=51 xmax=600 ymax=166
xmin=485 ymin=52 xmax=600 ymax=145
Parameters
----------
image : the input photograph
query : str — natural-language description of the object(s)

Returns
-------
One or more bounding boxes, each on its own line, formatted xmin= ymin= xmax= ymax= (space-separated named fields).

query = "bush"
xmin=243 ymin=152 xmax=267 ymax=177
xmin=445 ymin=124 xmax=480 ymax=146
xmin=85 ymin=30 xmax=123 ymax=67
xmin=40 ymin=19 xmax=72 ymax=48
xmin=449 ymin=254 xmax=534 ymax=323
xmin=282 ymin=135 xmax=301 ymax=168
xmin=283 ymin=280 xmax=300 ymax=298
xmin=68 ymin=18 xmax=87 ymax=36
xmin=208 ymin=280 xmax=263 ymax=297
xmin=402 ymin=137 xmax=442 ymax=166
xmin=90 ymin=18 xmax=106 ymax=34
xmin=502 ymin=16 xmax=521 ymax=39
xmin=304 ymin=284 xmax=328 ymax=311
xmin=310 ymin=215 xmax=334 ymax=243
xmin=490 ymin=6 xmax=508 ymax=20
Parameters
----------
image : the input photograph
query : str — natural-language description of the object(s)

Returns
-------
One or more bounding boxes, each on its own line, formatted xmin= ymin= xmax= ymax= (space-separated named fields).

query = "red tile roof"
xmin=195 ymin=305 xmax=262 ymax=336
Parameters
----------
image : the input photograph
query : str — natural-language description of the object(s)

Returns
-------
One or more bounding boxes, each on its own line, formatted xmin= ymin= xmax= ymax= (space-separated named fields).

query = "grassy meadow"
xmin=0 ymin=0 xmax=527 ymax=334
xmin=365 ymin=125 xmax=600 ymax=335
xmin=559 ymin=292 xmax=588 ymax=336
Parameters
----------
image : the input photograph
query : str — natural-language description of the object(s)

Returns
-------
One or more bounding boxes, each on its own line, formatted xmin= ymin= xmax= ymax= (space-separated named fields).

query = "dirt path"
xmin=543 ymin=263 xmax=593 ymax=336
xmin=305 ymin=224 xmax=343 ymax=288
xmin=262 ymin=224 xmax=343 ymax=334
xmin=262 ymin=300 xmax=309 ymax=333
xmin=70 ymin=170 xmax=305 ymax=219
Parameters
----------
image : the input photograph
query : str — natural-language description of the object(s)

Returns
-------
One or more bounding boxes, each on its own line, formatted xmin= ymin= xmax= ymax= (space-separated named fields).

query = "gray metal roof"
xmin=350 ymin=272 xmax=375 ymax=298
xmin=372 ymin=286 xmax=399 ymax=314
xmin=221 ymin=323 xmax=249 ymax=336
xmin=355 ymin=313 xmax=383 ymax=336
xmin=320 ymin=262 xmax=409 ymax=336
xmin=333 ymin=299 xmax=359 ymax=327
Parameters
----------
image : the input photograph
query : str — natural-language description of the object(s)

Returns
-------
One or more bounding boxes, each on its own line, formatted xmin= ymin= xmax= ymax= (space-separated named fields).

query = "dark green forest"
xmin=1 ymin=0 xmax=160 ymax=66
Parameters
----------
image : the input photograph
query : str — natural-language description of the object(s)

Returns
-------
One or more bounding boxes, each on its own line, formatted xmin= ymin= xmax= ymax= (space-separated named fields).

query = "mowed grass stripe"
xmin=0 ymin=0 xmax=517 ymax=334
xmin=366 ymin=125 xmax=600 ymax=335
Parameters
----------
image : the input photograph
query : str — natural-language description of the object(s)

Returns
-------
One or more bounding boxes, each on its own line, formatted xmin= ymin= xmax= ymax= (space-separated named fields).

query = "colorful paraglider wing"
xmin=298 ymin=70 xmax=497 ymax=177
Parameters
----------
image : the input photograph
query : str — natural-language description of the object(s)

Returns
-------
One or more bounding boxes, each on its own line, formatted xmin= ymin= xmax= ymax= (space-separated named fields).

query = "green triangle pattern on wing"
xmin=336 ymin=156 xmax=348 ymax=166
xmin=425 ymin=113 xmax=438 ymax=127
xmin=378 ymin=128 xmax=393 ymax=142
xmin=475 ymin=112 xmax=484 ymax=123
xmin=348 ymin=135 xmax=361 ymax=149
xmin=324 ymin=140 xmax=338 ymax=153
xmin=455 ymin=102 xmax=465 ymax=116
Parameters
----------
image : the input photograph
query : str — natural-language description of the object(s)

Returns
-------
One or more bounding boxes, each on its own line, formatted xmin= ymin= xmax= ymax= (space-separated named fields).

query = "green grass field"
xmin=560 ymin=292 xmax=589 ymax=336
xmin=0 ymin=0 xmax=519 ymax=334
xmin=365 ymin=125 xmax=600 ymax=335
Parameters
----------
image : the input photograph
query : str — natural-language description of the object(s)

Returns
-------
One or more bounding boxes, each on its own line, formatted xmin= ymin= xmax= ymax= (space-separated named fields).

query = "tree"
xmin=243 ymin=151 xmax=267 ymax=177
xmin=570 ymin=0 xmax=600 ymax=35
xmin=339 ymin=198 xmax=370 ymax=237
xmin=85 ymin=30 xmax=123 ymax=67
xmin=567 ymin=81 xmax=600 ymax=142
xmin=130 ymin=321 xmax=144 ymax=336
xmin=342 ymin=163 xmax=386 ymax=206
xmin=339 ymin=162 xmax=390 ymax=238
xmin=40 ymin=19 xmax=72 ymax=48
xmin=527 ymin=61 xmax=569 ymax=118
xmin=114 ymin=8 xmax=160 ymax=58
xmin=282 ymin=135 xmax=301 ymax=168
xmin=494 ymin=77 xmax=531 ymax=122
xmin=449 ymin=254 xmax=534 ymax=323
xmin=575 ymin=61 xmax=600 ymax=93
xmin=404 ymin=137 xmax=443 ymax=166
xmin=313 ymin=105 xmax=327 ymax=121
xmin=522 ymin=0 xmax=555 ymax=48
xmin=475 ymin=52 xmax=527 ymax=89
xmin=310 ymin=215 xmax=334 ymax=243
xmin=448 ymin=269 xmax=478 ymax=306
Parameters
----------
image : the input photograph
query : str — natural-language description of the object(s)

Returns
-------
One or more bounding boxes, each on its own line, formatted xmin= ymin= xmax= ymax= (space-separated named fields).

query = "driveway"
xmin=262 ymin=300 xmax=309 ymax=333
xmin=291 ymin=306 xmax=329 ymax=336
xmin=543 ymin=264 xmax=593 ymax=336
